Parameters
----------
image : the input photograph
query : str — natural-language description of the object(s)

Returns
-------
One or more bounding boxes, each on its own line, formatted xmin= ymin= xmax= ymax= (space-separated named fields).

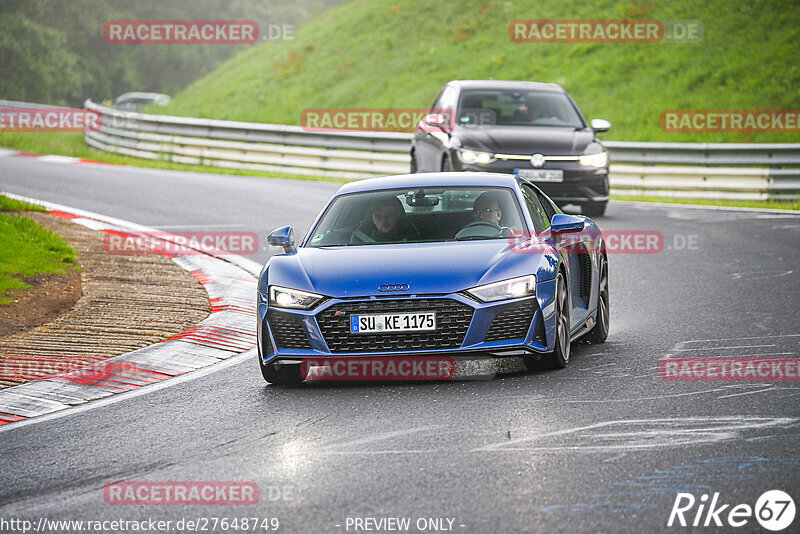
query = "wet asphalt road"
xmin=1 ymin=157 xmax=799 ymax=533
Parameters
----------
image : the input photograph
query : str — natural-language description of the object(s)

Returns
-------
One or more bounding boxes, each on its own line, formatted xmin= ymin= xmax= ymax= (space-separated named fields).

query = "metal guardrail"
xmin=609 ymin=165 xmax=800 ymax=200
xmin=603 ymin=141 xmax=800 ymax=167
xmin=3 ymin=99 xmax=799 ymax=199
xmin=83 ymin=100 xmax=410 ymax=179
xmin=0 ymin=99 xmax=72 ymax=110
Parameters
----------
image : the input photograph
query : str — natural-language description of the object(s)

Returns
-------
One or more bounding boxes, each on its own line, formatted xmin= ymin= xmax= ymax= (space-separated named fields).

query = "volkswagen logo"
xmin=530 ymin=153 xmax=546 ymax=168
xmin=378 ymin=284 xmax=410 ymax=292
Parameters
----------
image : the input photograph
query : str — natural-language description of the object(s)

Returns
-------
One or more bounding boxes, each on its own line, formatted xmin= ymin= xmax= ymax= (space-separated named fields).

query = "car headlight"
xmin=268 ymin=286 xmax=325 ymax=310
xmin=465 ymin=275 xmax=536 ymax=303
xmin=458 ymin=149 xmax=496 ymax=164
xmin=579 ymin=150 xmax=608 ymax=167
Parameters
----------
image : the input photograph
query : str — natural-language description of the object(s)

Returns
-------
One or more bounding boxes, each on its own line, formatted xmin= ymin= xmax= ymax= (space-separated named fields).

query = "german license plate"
xmin=515 ymin=169 xmax=564 ymax=182
xmin=350 ymin=312 xmax=436 ymax=334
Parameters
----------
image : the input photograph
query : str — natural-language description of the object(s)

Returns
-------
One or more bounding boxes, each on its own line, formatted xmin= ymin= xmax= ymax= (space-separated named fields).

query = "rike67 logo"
xmin=668 ymin=490 xmax=795 ymax=531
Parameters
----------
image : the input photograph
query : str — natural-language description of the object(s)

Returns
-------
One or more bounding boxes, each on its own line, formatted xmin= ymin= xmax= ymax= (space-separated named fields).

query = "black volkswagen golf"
xmin=411 ymin=80 xmax=611 ymax=216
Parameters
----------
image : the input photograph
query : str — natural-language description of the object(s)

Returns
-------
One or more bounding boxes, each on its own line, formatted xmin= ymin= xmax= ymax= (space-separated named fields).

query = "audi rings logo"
xmin=378 ymin=284 xmax=410 ymax=292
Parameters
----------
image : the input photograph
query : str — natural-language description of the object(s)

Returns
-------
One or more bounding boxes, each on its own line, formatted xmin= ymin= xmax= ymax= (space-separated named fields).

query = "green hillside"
xmin=0 ymin=0 xmax=343 ymax=106
xmin=161 ymin=0 xmax=800 ymax=142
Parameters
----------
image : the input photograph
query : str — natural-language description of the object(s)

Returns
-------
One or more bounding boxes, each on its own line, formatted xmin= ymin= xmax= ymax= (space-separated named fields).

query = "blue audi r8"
xmin=257 ymin=172 xmax=609 ymax=385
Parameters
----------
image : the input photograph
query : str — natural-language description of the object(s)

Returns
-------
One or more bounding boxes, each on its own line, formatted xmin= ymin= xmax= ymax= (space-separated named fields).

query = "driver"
xmin=454 ymin=192 xmax=511 ymax=240
xmin=350 ymin=195 xmax=418 ymax=243
xmin=472 ymin=192 xmax=502 ymax=225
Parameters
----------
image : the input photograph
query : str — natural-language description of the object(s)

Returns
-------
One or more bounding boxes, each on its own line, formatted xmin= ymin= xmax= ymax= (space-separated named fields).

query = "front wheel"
xmin=582 ymin=202 xmax=607 ymax=217
xmin=585 ymin=256 xmax=609 ymax=344
xmin=259 ymin=356 xmax=305 ymax=386
xmin=526 ymin=275 xmax=571 ymax=371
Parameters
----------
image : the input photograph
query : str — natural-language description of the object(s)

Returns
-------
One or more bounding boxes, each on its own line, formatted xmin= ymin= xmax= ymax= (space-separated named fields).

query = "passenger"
xmin=350 ymin=195 xmax=419 ymax=243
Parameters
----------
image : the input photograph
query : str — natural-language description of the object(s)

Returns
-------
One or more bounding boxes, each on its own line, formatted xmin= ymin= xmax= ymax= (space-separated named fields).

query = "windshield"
xmin=457 ymin=89 xmax=585 ymax=128
xmin=306 ymin=187 xmax=526 ymax=247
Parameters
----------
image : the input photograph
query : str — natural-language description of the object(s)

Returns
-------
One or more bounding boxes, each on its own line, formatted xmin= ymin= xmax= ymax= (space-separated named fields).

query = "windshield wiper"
xmin=455 ymin=235 xmax=497 ymax=241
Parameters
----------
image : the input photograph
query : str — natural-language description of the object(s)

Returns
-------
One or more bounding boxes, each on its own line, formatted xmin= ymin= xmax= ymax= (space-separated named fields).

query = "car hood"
xmin=263 ymin=240 xmax=556 ymax=298
xmin=455 ymin=126 xmax=595 ymax=155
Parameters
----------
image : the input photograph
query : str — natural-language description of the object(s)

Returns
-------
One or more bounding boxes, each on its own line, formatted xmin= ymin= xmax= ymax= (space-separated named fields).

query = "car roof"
xmin=336 ymin=172 xmax=522 ymax=195
xmin=447 ymin=80 xmax=565 ymax=92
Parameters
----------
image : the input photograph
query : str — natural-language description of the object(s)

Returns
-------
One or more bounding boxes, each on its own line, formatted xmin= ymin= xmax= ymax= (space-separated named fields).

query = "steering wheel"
xmin=455 ymin=220 xmax=506 ymax=240
xmin=463 ymin=220 xmax=502 ymax=232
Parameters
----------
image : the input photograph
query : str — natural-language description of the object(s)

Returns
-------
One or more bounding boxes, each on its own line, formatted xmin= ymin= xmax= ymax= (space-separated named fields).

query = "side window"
xmin=433 ymin=86 xmax=458 ymax=125
xmin=441 ymin=86 xmax=458 ymax=110
xmin=534 ymin=189 xmax=558 ymax=222
xmin=521 ymin=185 xmax=550 ymax=233
xmin=430 ymin=88 xmax=446 ymax=111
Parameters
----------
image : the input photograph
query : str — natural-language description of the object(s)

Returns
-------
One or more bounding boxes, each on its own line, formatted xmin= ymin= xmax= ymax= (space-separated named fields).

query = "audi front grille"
xmin=316 ymin=298 xmax=474 ymax=353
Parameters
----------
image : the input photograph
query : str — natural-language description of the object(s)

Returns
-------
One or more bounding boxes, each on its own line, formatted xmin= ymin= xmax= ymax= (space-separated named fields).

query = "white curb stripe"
xmin=0 ymin=196 xmax=260 ymax=428
xmin=35 ymin=155 xmax=82 ymax=164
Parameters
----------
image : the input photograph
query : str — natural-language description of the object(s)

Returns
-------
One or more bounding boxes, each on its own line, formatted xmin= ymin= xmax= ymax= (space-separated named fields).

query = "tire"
xmin=582 ymin=202 xmax=607 ymax=217
xmin=585 ymin=255 xmax=609 ymax=344
xmin=525 ymin=274 xmax=570 ymax=371
xmin=410 ymin=151 xmax=418 ymax=173
xmin=259 ymin=356 xmax=305 ymax=386
xmin=541 ymin=275 xmax=571 ymax=369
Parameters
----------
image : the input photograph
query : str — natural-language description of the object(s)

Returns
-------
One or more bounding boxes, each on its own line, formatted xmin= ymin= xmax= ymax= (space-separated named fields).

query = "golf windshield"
xmin=457 ymin=89 xmax=585 ymax=128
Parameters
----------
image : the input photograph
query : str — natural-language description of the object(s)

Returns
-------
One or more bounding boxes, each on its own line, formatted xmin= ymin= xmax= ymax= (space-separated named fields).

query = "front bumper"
xmin=453 ymin=155 xmax=609 ymax=205
xmin=258 ymin=279 xmax=558 ymax=364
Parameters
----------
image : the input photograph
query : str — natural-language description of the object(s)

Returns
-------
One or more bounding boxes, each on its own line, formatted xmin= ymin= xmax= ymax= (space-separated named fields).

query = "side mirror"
xmin=590 ymin=119 xmax=611 ymax=133
xmin=421 ymin=113 xmax=451 ymax=132
xmin=551 ymin=214 xmax=585 ymax=234
xmin=268 ymin=226 xmax=295 ymax=254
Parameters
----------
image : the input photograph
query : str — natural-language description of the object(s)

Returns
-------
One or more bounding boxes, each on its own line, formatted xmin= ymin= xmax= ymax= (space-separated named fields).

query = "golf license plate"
xmin=515 ymin=169 xmax=564 ymax=182
xmin=350 ymin=312 xmax=436 ymax=334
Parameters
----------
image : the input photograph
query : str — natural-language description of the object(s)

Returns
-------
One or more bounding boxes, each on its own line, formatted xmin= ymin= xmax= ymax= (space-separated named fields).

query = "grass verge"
xmin=0 ymin=193 xmax=78 ymax=305
xmin=611 ymin=194 xmax=800 ymax=211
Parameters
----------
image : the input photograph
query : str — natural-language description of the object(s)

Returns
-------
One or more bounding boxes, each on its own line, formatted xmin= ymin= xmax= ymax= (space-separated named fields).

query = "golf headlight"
xmin=458 ymin=149 xmax=496 ymax=164
xmin=466 ymin=275 xmax=536 ymax=303
xmin=268 ymin=286 xmax=325 ymax=310
xmin=579 ymin=150 xmax=608 ymax=167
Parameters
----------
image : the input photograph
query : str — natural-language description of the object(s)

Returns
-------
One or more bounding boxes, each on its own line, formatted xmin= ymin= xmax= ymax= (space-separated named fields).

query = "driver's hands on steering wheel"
xmin=455 ymin=220 xmax=512 ymax=240
xmin=465 ymin=220 xmax=500 ymax=230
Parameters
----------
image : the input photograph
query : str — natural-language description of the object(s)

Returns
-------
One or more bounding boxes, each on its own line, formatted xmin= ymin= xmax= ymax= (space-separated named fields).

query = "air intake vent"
xmin=485 ymin=299 xmax=537 ymax=342
xmin=267 ymin=310 xmax=312 ymax=349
